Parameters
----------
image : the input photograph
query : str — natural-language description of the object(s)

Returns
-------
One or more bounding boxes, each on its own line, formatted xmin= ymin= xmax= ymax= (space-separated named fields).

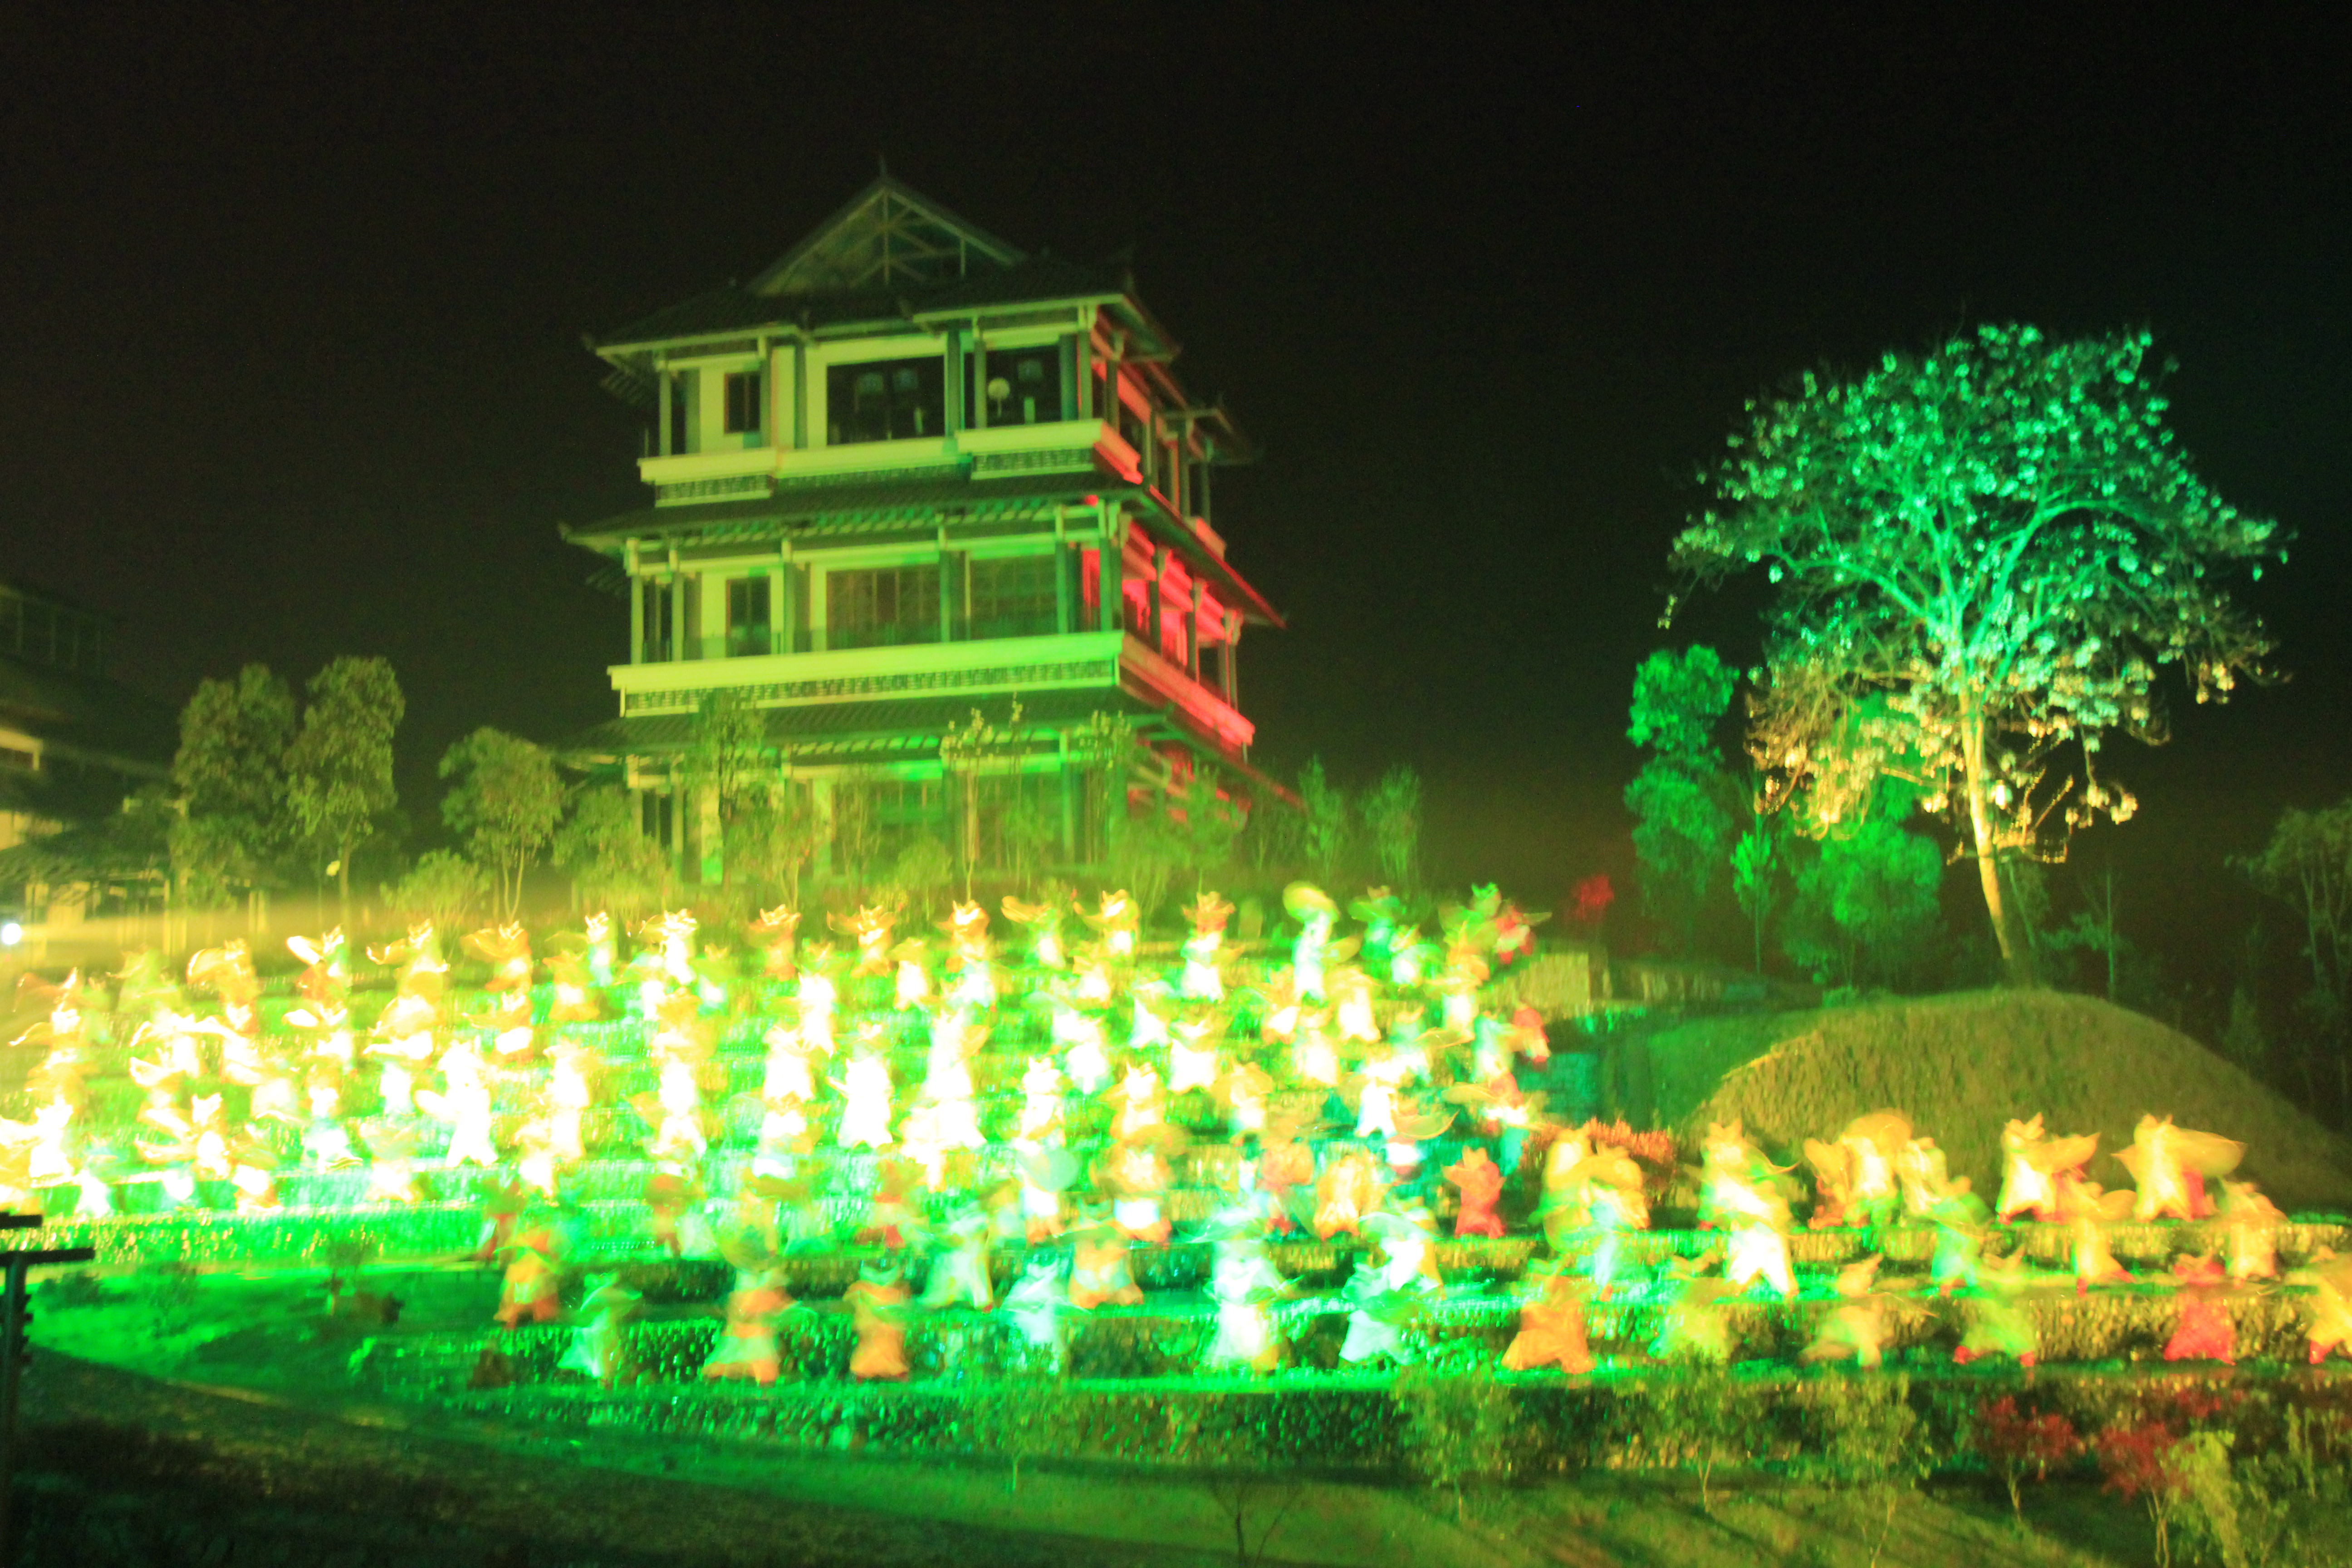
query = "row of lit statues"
xmin=5 ymin=883 xmax=2349 ymax=1384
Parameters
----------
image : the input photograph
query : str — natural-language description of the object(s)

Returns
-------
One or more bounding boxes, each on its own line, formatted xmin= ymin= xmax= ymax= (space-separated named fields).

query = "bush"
xmin=1390 ymin=1364 xmax=1521 ymax=1518
xmin=386 ymin=849 xmax=491 ymax=925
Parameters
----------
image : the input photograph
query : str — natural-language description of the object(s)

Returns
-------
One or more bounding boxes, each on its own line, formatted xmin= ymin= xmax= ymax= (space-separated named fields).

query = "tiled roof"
xmin=564 ymin=687 xmax=1144 ymax=759
xmin=561 ymin=473 xmax=1126 ymax=547
xmin=596 ymin=256 xmax=1129 ymax=352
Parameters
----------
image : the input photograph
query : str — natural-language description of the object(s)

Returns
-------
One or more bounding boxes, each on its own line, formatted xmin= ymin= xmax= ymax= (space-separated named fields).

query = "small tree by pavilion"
xmin=1670 ymin=325 xmax=2283 ymax=984
xmin=170 ymin=663 xmax=299 ymax=907
xmin=1359 ymin=764 xmax=1424 ymax=896
xmin=439 ymin=728 xmax=565 ymax=920
xmin=2240 ymin=798 xmax=2352 ymax=1114
xmin=1625 ymin=647 xmax=1739 ymax=953
xmin=552 ymin=784 xmax=673 ymax=916
xmin=681 ymin=686 xmax=771 ymax=892
xmin=284 ymin=655 xmax=404 ymax=923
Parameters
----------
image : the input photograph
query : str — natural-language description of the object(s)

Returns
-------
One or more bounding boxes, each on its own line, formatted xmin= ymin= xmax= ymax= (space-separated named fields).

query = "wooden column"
xmin=626 ymin=539 xmax=643 ymax=665
xmin=1187 ymin=580 xmax=1204 ymax=680
xmin=657 ymin=370 xmax=672 ymax=456
xmin=669 ymin=567 xmax=686 ymax=664
xmin=1149 ymin=545 xmax=1168 ymax=652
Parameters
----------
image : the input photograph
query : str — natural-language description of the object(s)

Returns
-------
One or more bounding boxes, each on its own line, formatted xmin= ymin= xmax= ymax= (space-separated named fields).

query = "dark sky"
xmin=4 ymin=6 xmax=2347 ymax=1004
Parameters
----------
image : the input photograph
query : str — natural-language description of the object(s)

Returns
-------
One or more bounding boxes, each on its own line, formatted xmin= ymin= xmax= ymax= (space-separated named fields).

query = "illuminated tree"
xmin=284 ymin=655 xmax=404 ymax=921
xmin=552 ymin=784 xmax=671 ymax=913
xmin=1360 ymin=764 xmax=1425 ymax=893
xmin=1781 ymin=787 xmax=1945 ymax=991
xmin=1671 ymin=325 xmax=2282 ymax=983
xmin=1624 ymin=647 xmax=1737 ymax=951
xmin=683 ymin=686 xmax=772 ymax=890
xmin=1298 ymin=758 xmax=1352 ymax=883
xmin=438 ymin=728 xmax=564 ymax=919
xmin=170 ymin=663 xmax=298 ymax=904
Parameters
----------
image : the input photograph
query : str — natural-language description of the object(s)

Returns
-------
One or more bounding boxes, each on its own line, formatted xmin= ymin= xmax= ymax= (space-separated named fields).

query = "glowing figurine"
xmin=495 ymin=1220 xmax=568 ymax=1328
xmin=560 ymin=1273 xmax=641 ymax=1388
xmin=2116 ymin=1115 xmax=2245 ymax=1222
xmin=1179 ymin=891 xmax=1235 ymax=1002
xmin=747 ymin=905 xmax=802 ymax=984
xmin=703 ymin=1241 xmax=795 ymax=1387
xmin=1995 ymin=1116 xmax=2102 ymax=1223
xmin=847 ymin=1258 xmax=912 ymax=1381
xmin=1953 ymin=1249 xmax=2044 ymax=1367
xmin=1800 ymin=1255 xmax=1912 ymax=1370
xmin=920 ymin=1204 xmax=995 ymax=1311
xmin=1167 ymin=1016 xmax=1224 ymax=1097
xmin=1200 ymin=1207 xmax=1292 ymax=1375
xmin=1083 ymin=889 xmax=1141 ymax=962
xmin=2218 ymin=1179 xmax=2286 ymax=1283
xmin=2161 ymin=1254 xmax=2237 ymax=1364
xmin=1000 ymin=892 xmax=1071 ymax=971
xmin=1444 ymin=1147 xmax=1508 ymax=1240
xmin=1648 ymin=1252 xmax=1738 ymax=1364
xmin=1502 ymin=1263 xmax=1597 ymax=1375
xmin=1803 ymin=1112 xmax=1909 ymax=1230
xmin=1068 ymin=1209 xmax=1144 ymax=1309
xmin=2287 ymin=1250 xmax=2352 ymax=1365
xmin=829 ymin=905 xmax=897 ymax=977
xmin=835 ymin=1032 xmax=896 ymax=1151
xmin=1894 ymin=1134 xmax=1972 ymax=1220
xmin=1338 ymin=1208 xmax=1442 ymax=1365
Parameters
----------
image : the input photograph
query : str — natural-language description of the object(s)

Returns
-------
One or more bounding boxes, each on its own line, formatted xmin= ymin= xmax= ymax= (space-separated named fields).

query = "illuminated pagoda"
xmin=565 ymin=176 xmax=1284 ymax=885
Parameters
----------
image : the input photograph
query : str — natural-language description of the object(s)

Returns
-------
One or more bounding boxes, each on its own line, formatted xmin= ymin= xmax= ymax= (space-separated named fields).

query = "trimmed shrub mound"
xmin=1617 ymin=989 xmax=2352 ymax=1210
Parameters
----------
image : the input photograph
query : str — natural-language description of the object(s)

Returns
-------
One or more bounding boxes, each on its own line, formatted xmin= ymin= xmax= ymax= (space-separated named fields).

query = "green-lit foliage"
xmin=284 ymin=655 xmax=404 ymax=917
xmin=552 ymin=785 xmax=672 ymax=914
xmin=2240 ymin=799 xmax=2352 ymax=1117
xmin=1730 ymin=812 xmax=1785 ymax=975
xmin=169 ymin=662 xmax=299 ymax=903
xmin=386 ymin=848 xmax=491 ymax=925
xmin=1626 ymin=647 xmax=1739 ymax=951
xmin=1298 ymin=758 xmax=1352 ymax=884
xmin=1632 ymin=1369 xmax=1761 ymax=1513
xmin=1360 ymin=764 xmax=1425 ymax=895
xmin=1673 ymin=325 xmax=2283 ymax=983
xmin=682 ymin=686 xmax=770 ymax=891
xmin=1390 ymin=1364 xmax=1522 ymax=1516
xmin=728 ymin=783 xmax=823 ymax=908
xmin=437 ymin=728 xmax=564 ymax=919
xmin=1780 ymin=784 xmax=1945 ymax=991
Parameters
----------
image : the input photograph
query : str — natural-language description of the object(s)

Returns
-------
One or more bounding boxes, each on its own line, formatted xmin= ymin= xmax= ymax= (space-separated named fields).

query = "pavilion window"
xmin=640 ymin=580 xmax=673 ymax=663
xmin=726 ymin=575 xmax=772 ymax=657
xmin=981 ymin=346 xmax=1062 ymax=427
xmin=827 ymin=356 xmax=943 ymax=445
xmin=826 ymin=565 xmax=942 ymax=650
xmin=722 ymin=370 xmax=764 ymax=436
xmin=962 ymin=554 xmax=1059 ymax=641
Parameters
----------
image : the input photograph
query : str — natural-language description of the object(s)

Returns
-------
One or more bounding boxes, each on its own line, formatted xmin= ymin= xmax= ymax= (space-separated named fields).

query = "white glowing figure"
xmin=650 ymin=1054 xmax=708 ymax=1160
xmin=548 ymin=1041 xmax=595 ymax=1163
xmin=797 ymin=970 xmax=838 ymax=1050
xmin=1726 ymin=1222 xmax=1797 ymax=1301
xmin=73 ymin=1170 xmax=112 ymax=1219
xmin=922 ymin=1011 xmax=977 ymax=1104
xmin=301 ymin=1083 xmax=358 ymax=1171
xmin=837 ymin=1053 xmax=894 ymax=1149
xmin=370 ymin=1027 xmax=436 ymax=1117
xmin=1129 ymin=993 xmax=1173 ymax=1053
xmin=421 ymin=1040 xmax=498 ymax=1169
xmin=1292 ymin=1016 xmax=1340 ymax=1088
xmin=1055 ymin=1007 xmax=1111 ymax=1094
xmin=1167 ymin=1020 xmax=1222 ymax=1095
xmin=1111 ymin=1064 xmax=1164 ymax=1144
xmin=762 ymin=1025 xmax=818 ymax=1104
xmin=1017 ymin=1056 xmax=1065 ymax=1142
xmin=752 ymin=1104 xmax=806 ymax=1182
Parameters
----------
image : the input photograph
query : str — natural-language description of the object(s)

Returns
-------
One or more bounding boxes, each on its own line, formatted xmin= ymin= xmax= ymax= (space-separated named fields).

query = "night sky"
xmin=5 ymin=8 xmax=2346 ymax=1008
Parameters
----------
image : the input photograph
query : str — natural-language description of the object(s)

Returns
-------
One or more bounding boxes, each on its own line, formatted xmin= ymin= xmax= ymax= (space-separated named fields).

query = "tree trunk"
xmin=338 ymin=835 xmax=353 ymax=931
xmin=1960 ymin=707 xmax=2034 ymax=986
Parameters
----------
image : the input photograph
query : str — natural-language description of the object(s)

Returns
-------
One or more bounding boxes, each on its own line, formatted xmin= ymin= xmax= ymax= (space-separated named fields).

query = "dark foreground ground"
xmin=14 ymin=1266 xmax=2352 ymax=1568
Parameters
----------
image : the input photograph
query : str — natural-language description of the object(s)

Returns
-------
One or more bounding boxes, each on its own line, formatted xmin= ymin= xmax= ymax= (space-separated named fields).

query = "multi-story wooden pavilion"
xmin=565 ymin=176 xmax=1285 ymax=885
